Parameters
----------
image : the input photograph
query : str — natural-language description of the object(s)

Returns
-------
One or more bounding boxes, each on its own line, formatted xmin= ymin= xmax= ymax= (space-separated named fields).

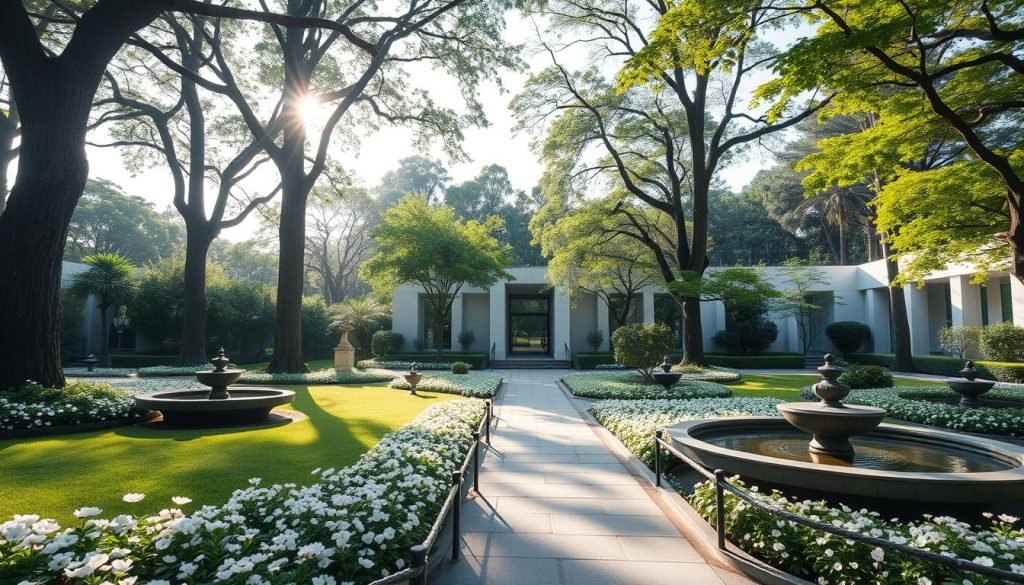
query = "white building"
xmin=391 ymin=261 xmax=1024 ymax=361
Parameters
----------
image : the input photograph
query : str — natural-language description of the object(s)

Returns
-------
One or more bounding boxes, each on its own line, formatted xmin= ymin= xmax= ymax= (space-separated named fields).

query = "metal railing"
xmin=653 ymin=429 xmax=1024 ymax=584
xmin=490 ymin=342 xmax=496 ymax=365
xmin=564 ymin=342 xmax=570 ymax=362
xmin=367 ymin=400 xmax=492 ymax=585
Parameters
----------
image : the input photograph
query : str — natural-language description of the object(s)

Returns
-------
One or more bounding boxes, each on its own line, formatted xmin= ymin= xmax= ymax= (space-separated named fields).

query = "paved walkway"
xmin=435 ymin=369 xmax=751 ymax=585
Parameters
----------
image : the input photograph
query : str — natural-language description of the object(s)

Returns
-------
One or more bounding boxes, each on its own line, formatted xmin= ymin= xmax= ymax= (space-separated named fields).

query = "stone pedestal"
xmin=333 ymin=329 xmax=356 ymax=371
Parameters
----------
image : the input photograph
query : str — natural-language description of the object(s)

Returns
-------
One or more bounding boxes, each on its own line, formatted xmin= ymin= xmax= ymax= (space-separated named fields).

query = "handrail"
xmin=490 ymin=342 xmax=496 ymax=364
xmin=366 ymin=400 xmax=492 ymax=585
xmin=653 ymin=430 xmax=1024 ymax=584
xmin=564 ymin=342 xmax=570 ymax=361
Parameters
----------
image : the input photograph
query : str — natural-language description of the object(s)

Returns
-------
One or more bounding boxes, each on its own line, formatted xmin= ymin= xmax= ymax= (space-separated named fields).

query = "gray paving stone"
xmin=618 ymin=536 xmax=705 ymax=563
xmin=559 ymin=559 xmax=726 ymax=585
xmin=463 ymin=532 xmax=628 ymax=560
xmin=550 ymin=514 xmax=680 ymax=536
xmin=433 ymin=555 xmax=562 ymax=585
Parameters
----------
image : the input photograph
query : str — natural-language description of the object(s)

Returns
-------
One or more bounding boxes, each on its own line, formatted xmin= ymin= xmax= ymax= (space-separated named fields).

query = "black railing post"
xmin=410 ymin=544 xmax=427 ymax=585
xmin=485 ymin=400 xmax=491 ymax=443
xmin=472 ymin=431 xmax=481 ymax=494
xmin=451 ymin=471 xmax=462 ymax=561
xmin=654 ymin=430 xmax=663 ymax=487
xmin=714 ymin=469 xmax=726 ymax=550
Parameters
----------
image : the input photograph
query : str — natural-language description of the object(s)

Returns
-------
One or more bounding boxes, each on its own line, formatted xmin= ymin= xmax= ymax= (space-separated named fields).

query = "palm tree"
xmin=69 ymin=253 xmax=137 ymax=366
xmin=784 ymin=187 xmax=870 ymax=265
xmin=328 ymin=297 xmax=391 ymax=357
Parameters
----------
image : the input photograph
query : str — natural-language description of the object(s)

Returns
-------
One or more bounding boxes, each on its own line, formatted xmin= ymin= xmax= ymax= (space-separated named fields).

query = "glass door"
xmin=508 ymin=295 xmax=550 ymax=355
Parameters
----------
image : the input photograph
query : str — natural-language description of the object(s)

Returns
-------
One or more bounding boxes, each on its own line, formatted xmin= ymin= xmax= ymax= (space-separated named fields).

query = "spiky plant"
xmin=69 ymin=253 xmax=137 ymax=364
xmin=328 ymin=296 xmax=391 ymax=356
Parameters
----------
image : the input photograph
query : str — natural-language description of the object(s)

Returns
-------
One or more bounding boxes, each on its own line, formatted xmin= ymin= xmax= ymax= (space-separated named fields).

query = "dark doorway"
xmin=508 ymin=294 xmax=551 ymax=355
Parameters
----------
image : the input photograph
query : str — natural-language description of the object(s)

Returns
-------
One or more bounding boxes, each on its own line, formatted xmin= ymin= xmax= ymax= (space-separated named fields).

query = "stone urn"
xmin=651 ymin=356 xmax=682 ymax=389
xmin=404 ymin=363 xmax=422 ymax=396
xmin=947 ymin=361 xmax=996 ymax=407
xmin=83 ymin=354 xmax=99 ymax=372
xmin=333 ymin=328 xmax=356 ymax=371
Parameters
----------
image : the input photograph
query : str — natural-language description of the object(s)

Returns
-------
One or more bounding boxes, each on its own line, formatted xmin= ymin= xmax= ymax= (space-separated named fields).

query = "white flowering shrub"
xmin=356 ymin=360 xmax=467 ymax=371
xmin=389 ymin=372 xmax=501 ymax=398
xmin=798 ymin=385 xmax=1024 ymax=436
xmin=238 ymin=368 xmax=395 ymax=385
xmin=63 ymin=368 xmax=137 ymax=378
xmin=0 ymin=399 xmax=486 ymax=585
xmin=563 ymin=372 xmax=732 ymax=400
xmin=669 ymin=365 xmax=743 ymax=383
xmin=0 ymin=382 xmax=142 ymax=430
xmin=690 ymin=478 xmax=1024 ymax=585
xmin=136 ymin=365 xmax=209 ymax=377
xmin=589 ymin=398 xmax=782 ymax=465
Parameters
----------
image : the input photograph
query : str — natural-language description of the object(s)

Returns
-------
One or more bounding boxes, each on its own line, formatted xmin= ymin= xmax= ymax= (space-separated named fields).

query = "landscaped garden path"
xmin=435 ymin=369 xmax=751 ymax=585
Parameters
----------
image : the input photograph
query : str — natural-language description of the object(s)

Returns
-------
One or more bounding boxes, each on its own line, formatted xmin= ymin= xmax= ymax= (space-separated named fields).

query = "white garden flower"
xmin=73 ymin=507 xmax=102 ymax=518
xmin=171 ymin=496 xmax=192 ymax=506
xmin=121 ymin=493 xmax=145 ymax=503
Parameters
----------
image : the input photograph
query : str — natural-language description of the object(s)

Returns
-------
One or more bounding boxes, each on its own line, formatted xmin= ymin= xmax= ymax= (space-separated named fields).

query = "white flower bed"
xmin=592 ymin=364 xmax=742 ymax=383
xmin=356 ymin=359 xmax=468 ymax=371
xmin=589 ymin=398 xmax=782 ymax=465
xmin=798 ymin=385 xmax=1024 ymax=436
xmin=0 ymin=382 xmax=142 ymax=430
xmin=691 ymin=477 xmax=1024 ymax=584
xmin=389 ymin=372 xmax=501 ymax=398
xmin=562 ymin=372 xmax=732 ymax=400
xmin=238 ymin=368 xmax=396 ymax=385
xmin=137 ymin=364 xmax=209 ymax=377
xmin=63 ymin=367 xmax=137 ymax=378
xmin=109 ymin=379 xmax=206 ymax=393
xmin=0 ymin=399 xmax=486 ymax=584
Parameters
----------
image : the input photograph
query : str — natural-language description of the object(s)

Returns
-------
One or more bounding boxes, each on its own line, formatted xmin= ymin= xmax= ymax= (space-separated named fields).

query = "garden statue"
xmin=333 ymin=327 xmax=355 ymax=371
xmin=404 ymin=363 xmax=422 ymax=396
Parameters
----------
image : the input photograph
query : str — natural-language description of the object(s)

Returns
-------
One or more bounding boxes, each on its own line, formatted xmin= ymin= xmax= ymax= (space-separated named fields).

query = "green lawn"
xmin=730 ymin=373 xmax=945 ymax=400
xmin=0 ymin=384 xmax=462 ymax=524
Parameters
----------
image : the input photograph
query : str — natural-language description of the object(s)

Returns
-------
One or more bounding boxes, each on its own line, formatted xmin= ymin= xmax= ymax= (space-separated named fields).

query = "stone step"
xmin=492 ymin=360 xmax=572 ymax=369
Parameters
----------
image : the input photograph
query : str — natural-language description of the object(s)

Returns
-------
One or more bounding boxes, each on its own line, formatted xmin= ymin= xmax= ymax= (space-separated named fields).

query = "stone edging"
xmin=555 ymin=380 xmax=813 ymax=585
xmin=0 ymin=411 xmax=161 ymax=440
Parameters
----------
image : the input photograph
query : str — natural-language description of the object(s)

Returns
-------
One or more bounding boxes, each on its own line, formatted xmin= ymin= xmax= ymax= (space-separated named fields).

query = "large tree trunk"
xmin=0 ymin=76 xmax=93 ymax=389
xmin=680 ymin=297 xmax=706 ymax=366
xmin=883 ymin=240 xmax=915 ymax=372
xmin=0 ymin=102 xmax=16 ymax=218
xmin=179 ymin=225 xmax=214 ymax=365
xmin=268 ymin=174 xmax=310 ymax=373
xmin=1009 ymin=192 xmax=1024 ymax=286
xmin=838 ymin=220 xmax=848 ymax=265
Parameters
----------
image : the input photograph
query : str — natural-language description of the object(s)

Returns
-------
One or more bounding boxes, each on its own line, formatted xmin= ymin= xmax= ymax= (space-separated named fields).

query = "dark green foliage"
xmin=572 ymin=352 xmax=804 ymax=370
xmin=60 ymin=292 xmax=85 ymax=360
xmin=839 ymin=365 xmax=893 ymax=389
xmin=451 ymin=361 xmax=470 ymax=374
xmin=825 ymin=321 xmax=872 ymax=356
xmin=586 ymin=330 xmax=604 ymax=352
xmin=610 ymin=323 xmax=675 ymax=380
xmin=714 ymin=299 xmax=778 ymax=355
xmin=371 ymin=331 xmax=405 ymax=356
xmin=980 ymin=323 xmax=1024 ymax=363
xmin=850 ymin=353 xmax=1024 ymax=383
xmin=301 ymin=298 xmax=334 ymax=361
xmin=457 ymin=330 xmax=476 ymax=352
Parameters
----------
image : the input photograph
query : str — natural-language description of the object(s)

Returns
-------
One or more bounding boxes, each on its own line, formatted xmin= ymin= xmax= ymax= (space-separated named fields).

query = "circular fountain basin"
xmin=651 ymin=371 xmax=682 ymax=389
xmin=668 ymin=417 xmax=1024 ymax=503
xmin=777 ymin=402 xmax=886 ymax=458
xmin=135 ymin=387 xmax=295 ymax=427
xmin=948 ymin=379 xmax=996 ymax=406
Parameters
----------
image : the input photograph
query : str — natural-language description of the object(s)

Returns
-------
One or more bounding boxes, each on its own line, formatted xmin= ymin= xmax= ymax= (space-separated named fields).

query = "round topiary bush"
xmin=610 ymin=323 xmax=675 ymax=381
xmin=825 ymin=321 xmax=872 ymax=356
xmin=980 ymin=322 xmax=1024 ymax=362
xmin=371 ymin=330 xmax=404 ymax=357
xmin=451 ymin=361 xmax=470 ymax=374
xmin=838 ymin=364 xmax=893 ymax=389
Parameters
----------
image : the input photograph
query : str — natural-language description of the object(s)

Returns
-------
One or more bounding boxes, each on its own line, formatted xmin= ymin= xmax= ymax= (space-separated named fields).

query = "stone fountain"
xmin=666 ymin=355 xmax=1024 ymax=506
xmin=135 ymin=348 xmax=295 ymax=427
xmin=947 ymin=361 xmax=996 ymax=407
xmin=651 ymin=356 xmax=682 ymax=389
xmin=776 ymin=354 xmax=887 ymax=460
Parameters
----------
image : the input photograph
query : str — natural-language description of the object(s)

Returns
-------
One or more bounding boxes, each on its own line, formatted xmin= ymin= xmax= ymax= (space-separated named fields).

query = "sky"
xmin=78 ymin=10 xmax=797 ymax=242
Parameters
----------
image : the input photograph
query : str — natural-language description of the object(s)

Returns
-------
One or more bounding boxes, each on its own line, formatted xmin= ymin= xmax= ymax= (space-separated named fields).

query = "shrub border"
xmin=0 ymin=410 xmax=160 ymax=440
xmin=572 ymin=352 xmax=804 ymax=370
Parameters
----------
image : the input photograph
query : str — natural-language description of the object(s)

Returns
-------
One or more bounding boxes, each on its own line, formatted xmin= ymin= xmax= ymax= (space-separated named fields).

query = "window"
xmin=943 ymin=283 xmax=953 ymax=328
xmin=1002 ymin=282 xmax=1014 ymax=323
xmin=607 ymin=295 xmax=640 ymax=328
xmin=981 ymin=286 xmax=989 ymax=326
xmin=423 ymin=307 xmax=451 ymax=350
xmin=654 ymin=295 xmax=683 ymax=349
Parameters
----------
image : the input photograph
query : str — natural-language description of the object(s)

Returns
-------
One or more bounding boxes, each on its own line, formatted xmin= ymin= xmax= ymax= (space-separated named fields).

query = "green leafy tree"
xmin=64 ymin=179 xmax=183 ymax=265
xmin=516 ymin=0 xmax=829 ymax=366
xmin=938 ymin=325 xmax=982 ymax=360
xmin=212 ymin=240 xmax=279 ymax=286
xmin=377 ymin=156 xmax=451 ymax=207
xmin=68 ymin=253 xmax=138 ymax=366
xmin=361 ymin=197 xmax=514 ymax=357
xmin=303 ymin=184 xmax=378 ymax=305
xmin=611 ymin=322 xmax=675 ymax=382
xmin=707 ymin=190 xmax=806 ymax=266
xmin=758 ymin=0 xmax=1024 ymax=284
xmin=535 ymin=199 xmax=659 ymax=329
xmin=328 ymin=296 xmax=391 ymax=357
xmin=774 ymin=259 xmax=832 ymax=357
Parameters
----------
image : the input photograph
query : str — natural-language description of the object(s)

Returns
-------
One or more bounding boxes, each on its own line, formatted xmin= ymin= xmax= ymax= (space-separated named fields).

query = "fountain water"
xmin=135 ymin=349 xmax=295 ymax=427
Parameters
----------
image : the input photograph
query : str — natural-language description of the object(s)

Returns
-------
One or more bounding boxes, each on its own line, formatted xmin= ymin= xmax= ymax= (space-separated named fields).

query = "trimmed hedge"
xmin=376 ymin=352 xmax=487 ymax=369
xmin=108 ymin=354 xmax=178 ymax=368
xmin=572 ymin=352 xmax=803 ymax=370
xmin=849 ymin=352 xmax=1024 ymax=383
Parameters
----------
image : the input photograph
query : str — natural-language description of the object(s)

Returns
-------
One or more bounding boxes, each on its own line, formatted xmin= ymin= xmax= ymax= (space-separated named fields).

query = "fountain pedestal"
xmin=333 ymin=329 xmax=356 ymax=371
xmin=776 ymin=354 xmax=886 ymax=461
xmin=404 ymin=363 xmax=422 ymax=396
xmin=651 ymin=356 xmax=682 ymax=389
xmin=947 ymin=361 xmax=996 ymax=407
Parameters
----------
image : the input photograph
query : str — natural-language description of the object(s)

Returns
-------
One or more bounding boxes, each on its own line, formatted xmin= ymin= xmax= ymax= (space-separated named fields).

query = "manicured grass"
xmin=730 ymin=373 xmax=945 ymax=400
xmin=0 ymin=383 xmax=462 ymax=524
